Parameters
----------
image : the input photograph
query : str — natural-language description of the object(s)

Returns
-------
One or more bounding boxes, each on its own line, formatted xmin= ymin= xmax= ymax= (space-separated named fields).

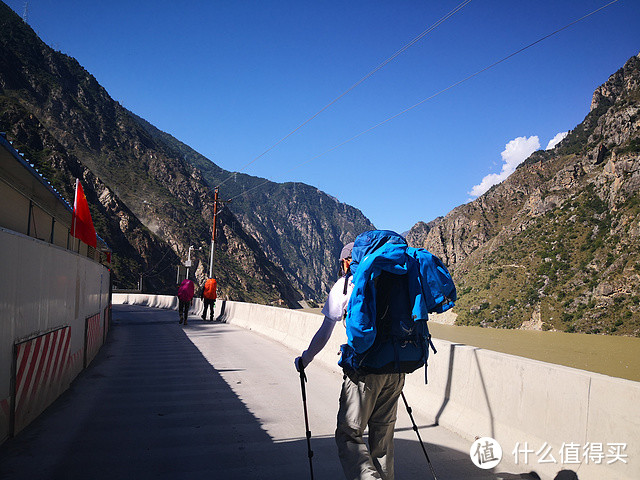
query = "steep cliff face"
xmin=0 ymin=95 xmax=176 ymax=292
xmin=131 ymin=114 xmax=376 ymax=299
xmin=223 ymin=182 xmax=375 ymax=297
xmin=0 ymin=3 xmax=302 ymax=305
xmin=408 ymin=54 xmax=640 ymax=335
xmin=0 ymin=2 xmax=373 ymax=303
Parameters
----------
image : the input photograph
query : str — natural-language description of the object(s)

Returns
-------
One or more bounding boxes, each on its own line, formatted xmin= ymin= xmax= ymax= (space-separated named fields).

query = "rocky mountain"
xmin=130 ymin=114 xmax=375 ymax=299
xmin=408 ymin=53 xmax=640 ymax=336
xmin=0 ymin=97 xmax=180 ymax=294
xmin=2 ymin=2 xmax=360 ymax=305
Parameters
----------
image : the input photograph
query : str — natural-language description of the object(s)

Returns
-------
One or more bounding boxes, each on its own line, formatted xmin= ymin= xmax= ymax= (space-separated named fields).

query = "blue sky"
xmin=6 ymin=0 xmax=639 ymax=233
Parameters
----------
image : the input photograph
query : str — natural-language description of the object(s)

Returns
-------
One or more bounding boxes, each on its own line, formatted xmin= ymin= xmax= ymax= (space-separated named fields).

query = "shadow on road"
xmin=0 ymin=305 xmax=548 ymax=480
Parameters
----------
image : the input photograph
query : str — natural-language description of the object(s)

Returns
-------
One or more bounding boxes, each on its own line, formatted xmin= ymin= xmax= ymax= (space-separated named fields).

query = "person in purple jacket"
xmin=177 ymin=278 xmax=195 ymax=325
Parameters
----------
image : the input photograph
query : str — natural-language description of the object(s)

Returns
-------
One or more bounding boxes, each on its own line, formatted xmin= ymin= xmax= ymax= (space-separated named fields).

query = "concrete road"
xmin=0 ymin=305 xmax=540 ymax=479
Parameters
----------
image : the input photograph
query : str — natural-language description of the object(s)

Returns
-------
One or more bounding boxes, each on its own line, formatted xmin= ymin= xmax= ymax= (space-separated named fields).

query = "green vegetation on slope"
xmin=455 ymin=182 xmax=640 ymax=336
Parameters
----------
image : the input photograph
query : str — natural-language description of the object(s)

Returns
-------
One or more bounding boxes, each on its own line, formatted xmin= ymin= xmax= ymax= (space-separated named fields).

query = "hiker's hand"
xmin=294 ymin=356 xmax=305 ymax=372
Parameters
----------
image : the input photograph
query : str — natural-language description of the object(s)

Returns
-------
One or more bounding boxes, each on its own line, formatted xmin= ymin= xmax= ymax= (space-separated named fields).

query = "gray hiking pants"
xmin=335 ymin=372 xmax=405 ymax=480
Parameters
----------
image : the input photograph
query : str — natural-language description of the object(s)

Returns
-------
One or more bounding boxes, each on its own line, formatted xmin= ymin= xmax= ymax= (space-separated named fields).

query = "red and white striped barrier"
xmin=85 ymin=314 xmax=102 ymax=368
xmin=13 ymin=327 xmax=71 ymax=435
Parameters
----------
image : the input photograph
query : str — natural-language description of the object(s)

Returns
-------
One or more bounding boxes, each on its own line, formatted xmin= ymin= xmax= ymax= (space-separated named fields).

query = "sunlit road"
xmin=0 ymin=305 xmax=528 ymax=479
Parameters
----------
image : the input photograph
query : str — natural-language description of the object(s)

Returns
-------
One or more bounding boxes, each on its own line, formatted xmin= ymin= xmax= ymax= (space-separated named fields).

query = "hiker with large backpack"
xmin=177 ymin=277 xmax=195 ymax=326
xmin=201 ymin=277 xmax=217 ymax=321
xmin=295 ymin=230 xmax=456 ymax=480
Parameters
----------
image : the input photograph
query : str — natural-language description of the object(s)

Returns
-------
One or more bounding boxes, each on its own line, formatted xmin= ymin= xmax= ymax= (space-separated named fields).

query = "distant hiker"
xmin=201 ymin=277 xmax=217 ymax=321
xmin=295 ymin=230 xmax=456 ymax=480
xmin=177 ymin=278 xmax=195 ymax=325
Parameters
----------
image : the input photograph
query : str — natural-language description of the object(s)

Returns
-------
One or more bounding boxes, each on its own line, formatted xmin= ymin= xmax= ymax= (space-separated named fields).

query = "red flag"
xmin=71 ymin=179 xmax=97 ymax=248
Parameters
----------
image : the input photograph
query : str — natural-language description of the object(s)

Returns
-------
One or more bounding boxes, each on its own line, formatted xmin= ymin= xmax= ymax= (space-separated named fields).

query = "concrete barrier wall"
xmin=0 ymin=228 xmax=111 ymax=443
xmin=113 ymin=297 xmax=639 ymax=480
xmin=113 ymin=293 xmax=204 ymax=317
xmin=403 ymin=341 xmax=640 ymax=480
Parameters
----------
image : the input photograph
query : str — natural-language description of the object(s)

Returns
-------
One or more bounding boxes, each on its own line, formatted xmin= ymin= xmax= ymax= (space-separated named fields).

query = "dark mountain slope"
xmin=0 ymin=1 xmax=301 ymax=305
xmin=129 ymin=113 xmax=376 ymax=298
xmin=0 ymin=95 xmax=176 ymax=293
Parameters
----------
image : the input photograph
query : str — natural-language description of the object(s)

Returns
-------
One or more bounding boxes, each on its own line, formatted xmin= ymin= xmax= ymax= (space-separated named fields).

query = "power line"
xmin=140 ymin=240 xmax=177 ymax=277
xmin=140 ymin=0 xmax=619 ymax=278
xmin=215 ymin=0 xmax=473 ymax=189
xmin=134 ymin=2 xmax=482 ymax=282
xmin=228 ymin=0 xmax=620 ymax=203
xmin=140 ymin=257 xmax=177 ymax=279
xmin=140 ymin=223 xmax=214 ymax=278
xmin=140 ymin=197 xmax=228 ymax=278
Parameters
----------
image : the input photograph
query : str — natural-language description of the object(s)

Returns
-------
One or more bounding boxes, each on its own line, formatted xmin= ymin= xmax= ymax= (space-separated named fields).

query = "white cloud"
xmin=545 ymin=131 xmax=568 ymax=150
xmin=469 ymin=136 xmax=540 ymax=198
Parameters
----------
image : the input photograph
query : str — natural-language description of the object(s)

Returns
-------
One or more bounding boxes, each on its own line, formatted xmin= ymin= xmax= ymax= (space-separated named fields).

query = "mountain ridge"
xmin=3 ymin=1 xmax=637 ymax=335
xmin=0 ymin=1 xmax=374 ymax=303
xmin=408 ymin=53 xmax=640 ymax=336
xmin=0 ymin=2 xmax=311 ymax=305
xmin=129 ymin=111 xmax=375 ymax=298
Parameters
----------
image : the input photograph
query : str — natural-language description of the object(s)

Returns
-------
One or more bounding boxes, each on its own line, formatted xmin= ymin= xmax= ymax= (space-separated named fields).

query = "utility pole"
xmin=208 ymin=188 xmax=219 ymax=278
xmin=186 ymin=245 xmax=194 ymax=279
xmin=208 ymin=187 xmax=231 ymax=278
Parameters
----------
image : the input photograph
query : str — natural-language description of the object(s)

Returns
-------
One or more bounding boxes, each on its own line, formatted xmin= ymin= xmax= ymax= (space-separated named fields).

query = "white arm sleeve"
xmin=301 ymin=317 xmax=336 ymax=366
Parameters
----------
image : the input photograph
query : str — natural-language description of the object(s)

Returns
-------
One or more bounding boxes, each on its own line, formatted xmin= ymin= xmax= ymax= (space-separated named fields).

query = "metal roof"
xmin=0 ymin=133 xmax=110 ymax=251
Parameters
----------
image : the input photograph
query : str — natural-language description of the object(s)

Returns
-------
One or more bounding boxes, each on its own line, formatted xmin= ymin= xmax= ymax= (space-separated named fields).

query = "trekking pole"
xmin=298 ymin=363 xmax=315 ymax=480
xmin=401 ymin=391 xmax=438 ymax=480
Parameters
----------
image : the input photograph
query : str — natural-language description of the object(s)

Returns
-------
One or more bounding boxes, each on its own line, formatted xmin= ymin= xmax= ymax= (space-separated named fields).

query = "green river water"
xmin=303 ymin=307 xmax=640 ymax=382
xmin=428 ymin=322 xmax=640 ymax=382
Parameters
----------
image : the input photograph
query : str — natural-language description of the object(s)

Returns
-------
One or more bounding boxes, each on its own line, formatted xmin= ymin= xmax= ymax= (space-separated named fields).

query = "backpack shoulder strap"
xmin=342 ymin=272 xmax=351 ymax=295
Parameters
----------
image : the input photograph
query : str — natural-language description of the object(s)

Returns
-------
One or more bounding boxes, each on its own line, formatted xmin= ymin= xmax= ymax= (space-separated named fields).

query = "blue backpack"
xmin=338 ymin=230 xmax=456 ymax=377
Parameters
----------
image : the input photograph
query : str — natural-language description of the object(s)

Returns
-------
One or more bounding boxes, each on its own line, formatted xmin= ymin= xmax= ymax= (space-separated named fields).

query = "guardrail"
xmin=113 ymin=295 xmax=639 ymax=480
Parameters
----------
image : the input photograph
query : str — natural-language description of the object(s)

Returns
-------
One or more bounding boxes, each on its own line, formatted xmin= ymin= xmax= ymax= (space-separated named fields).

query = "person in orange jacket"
xmin=201 ymin=277 xmax=217 ymax=321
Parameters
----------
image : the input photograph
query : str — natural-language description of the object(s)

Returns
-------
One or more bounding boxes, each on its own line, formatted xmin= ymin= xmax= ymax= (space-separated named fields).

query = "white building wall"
xmin=0 ymin=227 xmax=111 ymax=442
